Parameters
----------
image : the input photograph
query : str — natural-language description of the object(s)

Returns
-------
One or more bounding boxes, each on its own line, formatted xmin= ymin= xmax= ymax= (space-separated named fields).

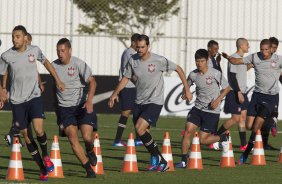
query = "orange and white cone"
xmin=92 ymin=133 xmax=104 ymax=174
xmin=278 ymin=147 xmax=282 ymax=163
xmin=161 ymin=132 xmax=174 ymax=171
xmin=187 ymin=132 xmax=203 ymax=170
xmin=49 ymin=135 xmax=64 ymax=178
xmin=251 ymin=130 xmax=266 ymax=165
xmin=6 ymin=137 xmax=25 ymax=181
xmin=121 ymin=133 xmax=138 ymax=172
xmin=220 ymin=131 xmax=235 ymax=167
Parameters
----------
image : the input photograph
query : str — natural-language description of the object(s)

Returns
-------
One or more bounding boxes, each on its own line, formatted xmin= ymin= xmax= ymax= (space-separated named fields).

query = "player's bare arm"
xmin=83 ymin=76 xmax=96 ymax=113
xmin=175 ymin=65 xmax=192 ymax=101
xmin=108 ymin=77 xmax=129 ymax=108
xmin=211 ymin=86 xmax=231 ymax=109
xmin=222 ymin=52 xmax=244 ymax=65
xmin=43 ymin=59 xmax=65 ymax=91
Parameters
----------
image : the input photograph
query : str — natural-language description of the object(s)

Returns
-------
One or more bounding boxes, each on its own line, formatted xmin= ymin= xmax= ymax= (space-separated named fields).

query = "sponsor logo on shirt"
xmin=67 ymin=67 xmax=75 ymax=76
xmin=271 ymin=60 xmax=277 ymax=68
xmin=28 ymin=54 xmax=35 ymax=63
xmin=206 ymin=76 xmax=213 ymax=85
xmin=148 ymin=64 xmax=155 ymax=73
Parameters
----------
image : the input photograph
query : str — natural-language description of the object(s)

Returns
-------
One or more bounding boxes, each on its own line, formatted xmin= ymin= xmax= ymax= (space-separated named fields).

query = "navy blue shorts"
xmin=224 ymin=91 xmax=249 ymax=114
xmin=11 ymin=97 xmax=45 ymax=130
xmin=187 ymin=107 xmax=220 ymax=133
xmin=57 ymin=103 xmax=98 ymax=131
xmin=132 ymin=103 xmax=163 ymax=127
xmin=247 ymin=92 xmax=279 ymax=117
xmin=119 ymin=87 xmax=136 ymax=111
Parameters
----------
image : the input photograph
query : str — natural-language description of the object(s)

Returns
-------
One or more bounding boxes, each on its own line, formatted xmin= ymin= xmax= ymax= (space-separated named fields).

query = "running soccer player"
xmin=112 ymin=33 xmax=143 ymax=147
xmin=214 ymin=38 xmax=250 ymax=151
xmin=52 ymin=38 xmax=97 ymax=178
xmin=175 ymin=49 xmax=230 ymax=168
xmin=0 ymin=25 xmax=64 ymax=181
xmin=222 ymin=39 xmax=282 ymax=164
xmin=108 ymin=34 xmax=192 ymax=172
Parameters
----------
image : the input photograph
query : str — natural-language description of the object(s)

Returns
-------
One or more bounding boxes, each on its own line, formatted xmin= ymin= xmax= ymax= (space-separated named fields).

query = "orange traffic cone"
xmin=49 ymin=135 xmax=64 ymax=178
xmin=220 ymin=131 xmax=235 ymax=167
xmin=121 ymin=133 xmax=138 ymax=172
xmin=6 ymin=137 xmax=25 ymax=181
xmin=251 ymin=130 xmax=266 ymax=165
xmin=92 ymin=133 xmax=104 ymax=174
xmin=187 ymin=132 xmax=203 ymax=170
xmin=278 ymin=147 xmax=282 ymax=163
xmin=161 ymin=132 xmax=174 ymax=171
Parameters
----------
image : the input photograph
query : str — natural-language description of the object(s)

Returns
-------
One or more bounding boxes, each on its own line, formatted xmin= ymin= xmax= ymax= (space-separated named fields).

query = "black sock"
xmin=181 ymin=154 xmax=188 ymax=163
xmin=85 ymin=142 xmax=94 ymax=153
xmin=261 ymin=122 xmax=270 ymax=147
xmin=139 ymin=131 xmax=166 ymax=163
xmin=243 ymin=131 xmax=256 ymax=158
xmin=216 ymin=125 xmax=227 ymax=135
xmin=114 ymin=115 xmax=128 ymax=141
xmin=238 ymin=127 xmax=247 ymax=146
xmin=219 ymin=134 xmax=227 ymax=142
xmin=37 ymin=132 xmax=48 ymax=158
xmin=26 ymin=142 xmax=45 ymax=172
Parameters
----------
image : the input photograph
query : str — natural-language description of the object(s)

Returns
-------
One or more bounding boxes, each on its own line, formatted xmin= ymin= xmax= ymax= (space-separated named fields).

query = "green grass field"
xmin=0 ymin=111 xmax=281 ymax=184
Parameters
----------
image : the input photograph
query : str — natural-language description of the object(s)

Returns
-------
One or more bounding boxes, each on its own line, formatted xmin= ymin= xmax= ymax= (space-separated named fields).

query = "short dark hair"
xmin=57 ymin=38 xmax=72 ymax=48
xmin=207 ymin=40 xmax=218 ymax=48
xmin=27 ymin=33 xmax=32 ymax=41
xmin=269 ymin=37 xmax=279 ymax=46
xmin=260 ymin=39 xmax=271 ymax=47
xmin=137 ymin=34 xmax=150 ymax=45
xmin=195 ymin=49 xmax=209 ymax=60
xmin=13 ymin=25 xmax=28 ymax=35
xmin=131 ymin=33 xmax=140 ymax=42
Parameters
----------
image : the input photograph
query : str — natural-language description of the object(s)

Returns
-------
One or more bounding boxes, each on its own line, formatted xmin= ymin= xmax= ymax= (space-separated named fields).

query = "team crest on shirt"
xmin=206 ymin=76 xmax=213 ymax=85
xmin=148 ymin=64 xmax=156 ymax=73
xmin=28 ymin=54 xmax=35 ymax=63
xmin=67 ymin=67 xmax=75 ymax=76
xmin=271 ymin=60 xmax=277 ymax=68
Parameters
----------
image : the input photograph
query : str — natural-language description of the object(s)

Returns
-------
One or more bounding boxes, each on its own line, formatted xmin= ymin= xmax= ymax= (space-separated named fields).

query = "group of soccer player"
xmin=0 ymin=25 xmax=281 ymax=179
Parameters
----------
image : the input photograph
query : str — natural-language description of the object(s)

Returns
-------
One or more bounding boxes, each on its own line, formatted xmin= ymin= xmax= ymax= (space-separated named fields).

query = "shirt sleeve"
xmin=243 ymin=54 xmax=254 ymax=64
xmin=123 ymin=60 xmax=133 ymax=79
xmin=187 ymin=72 xmax=194 ymax=86
xmin=78 ymin=61 xmax=92 ymax=83
xmin=159 ymin=57 xmax=177 ymax=73
xmin=0 ymin=55 xmax=8 ymax=75
xmin=36 ymin=46 xmax=47 ymax=64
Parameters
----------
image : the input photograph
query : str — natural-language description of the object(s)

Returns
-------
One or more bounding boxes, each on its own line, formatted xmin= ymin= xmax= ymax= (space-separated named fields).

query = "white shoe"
xmin=221 ymin=141 xmax=229 ymax=153
xmin=212 ymin=142 xmax=220 ymax=150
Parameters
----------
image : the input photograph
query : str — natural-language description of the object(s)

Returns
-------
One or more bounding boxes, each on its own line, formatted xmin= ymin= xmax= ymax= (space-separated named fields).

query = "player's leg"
xmin=113 ymin=109 xmax=131 ymax=146
xmin=238 ymin=110 xmax=247 ymax=150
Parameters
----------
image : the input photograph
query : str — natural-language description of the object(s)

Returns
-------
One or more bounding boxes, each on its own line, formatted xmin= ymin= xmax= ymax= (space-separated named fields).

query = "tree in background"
xmin=73 ymin=0 xmax=180 ymax=47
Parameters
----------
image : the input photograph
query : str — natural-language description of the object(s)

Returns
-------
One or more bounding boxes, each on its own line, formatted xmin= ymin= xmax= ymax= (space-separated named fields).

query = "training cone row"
xmin=220 ymin=131 xmax=235 ymax=167
xmin=49 ymin=135 xmax=64 ymax=178
xmin=161 ymin=132 xmax=174 ymax=171
xmin=92 ymin=133 xmax=104 ymax=174
xmin=188 ymin=132 xmax=203 ymax=170
xmin=6 ymin=137 xmax=25 ymax=181
xmin=121 ymin=133 xmax=138 ymax=172
xmin=251 ymin=130 xmax=266 ymax=165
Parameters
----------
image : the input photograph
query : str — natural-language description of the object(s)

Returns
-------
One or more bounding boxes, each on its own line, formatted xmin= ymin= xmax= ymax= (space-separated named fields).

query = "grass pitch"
xmin=0 ymin=112 xmax=281 ymax=183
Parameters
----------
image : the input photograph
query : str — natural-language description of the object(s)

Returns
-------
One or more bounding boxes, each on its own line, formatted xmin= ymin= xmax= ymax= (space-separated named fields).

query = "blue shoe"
xmin=175 ymin=161 xmax=187 ymax=168
xmin=148 ymin=155 xmax=159 ymax=171
xmin=237 ymin=154 xmax=247 ymax=165
xmin=112 ymin=140 xmax=126 ymax=147
xmin=157 ymin=162 xmax=169 ymax=172
xmin=134 ymin=140 xmax=143 ymax=146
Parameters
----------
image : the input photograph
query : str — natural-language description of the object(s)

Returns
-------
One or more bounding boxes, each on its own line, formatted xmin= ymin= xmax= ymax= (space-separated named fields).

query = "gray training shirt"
xmin=0 ymin=45 xmax=46 ymax=104
xmin=124 ymin=53 xmax=177 ymax=105
xmin=243 ymin=53 xmax=282 ymax=95
xmin=228 ymin=53 xmax=247 ymax=93
xmin=187 ymin=68 xmax=229 ymax=114
xmin=119 ymin=47 xmax=136 ymax=88
xmin=52 ymin=56 xmax=92 ymax=107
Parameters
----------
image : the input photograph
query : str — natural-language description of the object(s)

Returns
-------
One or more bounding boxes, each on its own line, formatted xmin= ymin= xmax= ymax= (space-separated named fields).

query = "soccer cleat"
xmin=134 ymin=139 xmax=143 ymax=146
xmin=86 ymin=169 xmax=96 ymax=178
xmin=44 ymin=156 xmax=54 ymax=173
xmin=39 ymin=169 xmax=48 ymax=181
xmin=237 ymin=154 xmax=247 ymax=165
xmin=175 ymin=161 xmax=187 ymax=168
xmin=87 ymin=150 xmax=97 ymax=166
xmin=148 ymin=155 xmax=159 ymax=171
xmin=239 ymin=144 xmax=248 ymax=151
xmin=221 ymin=141 xmax=229 ymax=153
xmin=157 ymin=161 xmax=169 ymax=172
xmin=4 ymin=134 xmax=12 ymax=146
xmin=112 ymin=140 xmax=126 ymax=147
xmin=271 ymin=119 xmax=278 ymax=137
xmin=209 ymin=142 xmax=220 ymax=150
